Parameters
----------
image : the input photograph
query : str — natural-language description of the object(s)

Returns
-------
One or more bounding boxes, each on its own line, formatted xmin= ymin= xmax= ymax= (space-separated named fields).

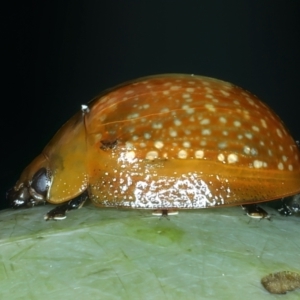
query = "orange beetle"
xmin=7 ymin=74 xmax=300 ymax=220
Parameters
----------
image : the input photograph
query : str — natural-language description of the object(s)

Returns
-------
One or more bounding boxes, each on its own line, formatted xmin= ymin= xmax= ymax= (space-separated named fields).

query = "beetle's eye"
xmin=31 ymin=168 xmax=51 ymax=196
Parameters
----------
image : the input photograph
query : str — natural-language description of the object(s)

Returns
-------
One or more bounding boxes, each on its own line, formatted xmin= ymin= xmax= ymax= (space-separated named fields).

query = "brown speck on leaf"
xmin=261 ymin=271 xmax=300 ymax=294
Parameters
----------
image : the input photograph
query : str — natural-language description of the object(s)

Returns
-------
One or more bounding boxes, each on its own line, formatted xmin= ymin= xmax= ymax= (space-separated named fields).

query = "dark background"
xmin=2 ymin=1 xmax=299 ymax=210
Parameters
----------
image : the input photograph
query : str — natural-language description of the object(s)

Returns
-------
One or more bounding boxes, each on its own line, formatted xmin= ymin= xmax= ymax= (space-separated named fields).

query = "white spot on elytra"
xmin=186 ymin=88 xmax=195 ymax=93
xmin=125 ymin=142 xmax=134 ymax=150
xmin=163 ymin=91 xmax=169 ymax=95
xmin=253 ymin=160 xmax=263 ymax=169
xmin=278 ymin=162 xmax=284 ymax=170
xmin=251 ymin=148 xmax=258 ymax=155
xmin=127 ymin=113 xmax=139 ymax=119
xmin=160 ymin=108 xmax=169 ymax=113
xmin=125 ymin=90 xmax=134 ymax=95
xmin=227 ymin=154 xmax=238 ymax=163
xmin=261 ymin=119 xmax=267 ymax=128
xmin=152 ymin=122 xmax=163 ymax=129
xmin=242 ymin=110 xmax=250 ymax=120
xmin=146 ymin=151 xmax=158 ymax=160
xmin=222 ymin=131 xmax=228 ymax=136
xmin=234 ymin=121 xmax=241 ymax=127
xmin=154 ymin=141 xmax=164 ymax=149
xmin=288 ymin=164 xmax=293 ymax=171
xmin=245 ymin=133 xmax=253 ymax=139
xmin=219 ymin=117 xmax=227 ymax=124
xmin=205 ymin=104 xmax=216 ymax=112
xmin=200 ymin=118 xmax=210 ymax=125
xmin=195 ymin=150 xmax=204 ymax=159
xmin=244 ymin=146 xmax=251 ymax=155
xmin=182 ymin=93 xmax=190 ymax=99
xmin=178 ymin=150 xmax=188 ymax=159
xmin=252 ymin=126 xmax=260 ymax=132
xmin=220 ymin=90 xmax=230 ymax=96
xmin=144 ymin=133 xmax=151 ymax=139
xmin=186 ymin=107 xmax=195 ymax=114
xmin=98 ymin=114 xmax=107 ymax=122
xmin=218 ymin=153 xmax=225 ymax=162
xmin=169 ymin=129 xmax=177 ymax=137
xmin=205 ymin=87 xmax=213 ymax=93
xmin=174 ymin=119 xmax=182 ymax=126
xmin=246 ymin=97 xmax=255 ymax=106
xmin=218 ymin=142 xmax=227 ymax=149
xmin=183 ymin=141 xmax=191 ymax=148
xmin=202 ymin=129 xmax=211 ymax=135
xmin=170 ymin=85 xmax=180 ymax=91
xmin=182 ymin=105 xmax=194 ymax=114
xmin=282 ymin=155 xmax=287 ymax=162
xmin=276 ymin=129 xmax=283 ymax=138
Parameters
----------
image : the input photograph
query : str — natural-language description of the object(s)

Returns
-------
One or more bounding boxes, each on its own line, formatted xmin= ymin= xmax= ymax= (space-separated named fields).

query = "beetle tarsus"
xmin=241 ymin=204 xmax=271 ymax=220
xmin=44 ymin=191 xmax=88 ymax=221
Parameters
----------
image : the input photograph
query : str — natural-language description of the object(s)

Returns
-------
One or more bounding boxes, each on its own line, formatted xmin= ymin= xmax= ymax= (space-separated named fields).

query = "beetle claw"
xmin=44 ymin=210 xmax=67 ymax=221
xmin=44 ymin=191 xmax=88 ymax=221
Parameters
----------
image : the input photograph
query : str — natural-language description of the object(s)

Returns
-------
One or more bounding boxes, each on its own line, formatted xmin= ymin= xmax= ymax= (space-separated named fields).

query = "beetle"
xmin=7 ymin=74 xmax=300 ymax=220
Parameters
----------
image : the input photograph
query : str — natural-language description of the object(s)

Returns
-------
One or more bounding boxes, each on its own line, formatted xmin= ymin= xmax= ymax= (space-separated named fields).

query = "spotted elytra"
xmin=7 ymin=74 xmax=300 ymax=220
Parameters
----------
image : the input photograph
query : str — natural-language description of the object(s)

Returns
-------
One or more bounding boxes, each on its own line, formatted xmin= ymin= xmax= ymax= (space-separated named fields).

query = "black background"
xmin=2 ymin=1 xmax=299 ymax=210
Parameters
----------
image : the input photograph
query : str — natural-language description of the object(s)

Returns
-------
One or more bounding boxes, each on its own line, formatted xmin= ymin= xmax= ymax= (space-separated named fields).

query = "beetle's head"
xmin=7 ymin=155 xmax=52 ymax=209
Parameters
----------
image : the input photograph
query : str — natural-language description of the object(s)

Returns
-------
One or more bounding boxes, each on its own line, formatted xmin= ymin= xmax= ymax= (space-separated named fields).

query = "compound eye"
xmin=31 ymin=168 xmax=51 ymax=197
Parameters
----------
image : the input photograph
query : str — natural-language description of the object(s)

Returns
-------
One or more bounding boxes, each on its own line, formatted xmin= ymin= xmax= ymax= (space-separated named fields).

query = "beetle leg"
xmin=241 ymin=204 xmax=271 ymax=220
xmin=277 ymin=195 xmax=300 ymax=216
xmin=152 ymin=209 xmax=179 ymax=220
xmin=44 ymin=191 xmax=89 ymax=221
xmin=277 ymin=202 xmax=293 ymax=216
